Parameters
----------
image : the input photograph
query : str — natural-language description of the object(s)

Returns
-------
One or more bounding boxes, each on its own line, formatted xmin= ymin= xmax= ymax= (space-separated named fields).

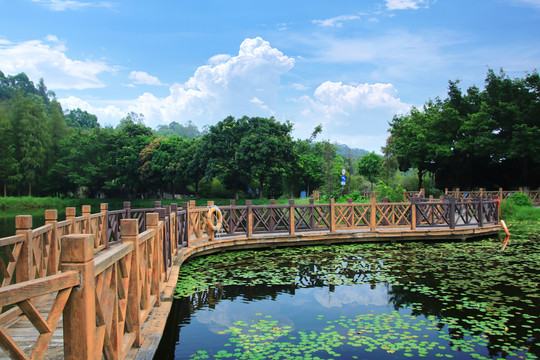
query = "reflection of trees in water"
xmin=159 ymin=243 xmax=539 ymax=359
xmin=386 ymin=260 xmax=540 ymax=359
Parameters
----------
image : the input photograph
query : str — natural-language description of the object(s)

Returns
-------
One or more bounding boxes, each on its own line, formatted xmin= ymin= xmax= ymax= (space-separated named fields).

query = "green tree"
xmin=357 ymin=152 xmax=383 ymax=185
xmin=65 ymin=108 xmax=99 ymax=130
xmin=0 ymin=103 xmax=19 ymax=196
xmin=202 ymin=116 xmax=249 ymax=199
xmin=236 ymin=116 xmax=294 ymax=199
xmin=10 ymin=94 xmax=50 ymax=196
xmin=113 ymin=116 xmax=155 ymax=197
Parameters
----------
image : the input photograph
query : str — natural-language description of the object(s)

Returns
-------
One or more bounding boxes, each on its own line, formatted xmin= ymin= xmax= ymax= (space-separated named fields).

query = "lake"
xmin=155 ymin=222 xmax=539 ymax=359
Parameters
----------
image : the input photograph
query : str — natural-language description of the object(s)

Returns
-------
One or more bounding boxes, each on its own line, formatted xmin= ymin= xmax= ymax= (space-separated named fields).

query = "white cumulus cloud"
xmin=60 ymin=37 xmax=295 ymax=129
xmin=0 ymin=36 xmax=115 ymax=90
xmin=293 ymin=81 xmax=410 ymax=152
xmin=385 ymin=0 xmax=429 ymax=10
xmin=129 ymin=71 xmax=166 ymax=86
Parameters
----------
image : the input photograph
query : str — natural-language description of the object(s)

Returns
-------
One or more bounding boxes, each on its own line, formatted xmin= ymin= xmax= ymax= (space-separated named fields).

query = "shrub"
xmin=508 ymin=193 xmax=532 ymax=207
xmin=375 ymin=181 xmax=405 ymax=202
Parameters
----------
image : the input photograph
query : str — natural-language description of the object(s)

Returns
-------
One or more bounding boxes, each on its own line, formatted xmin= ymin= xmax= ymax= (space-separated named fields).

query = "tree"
xmin=65 ymin=108 xmax=99 ymax=130
xmin=236 ymin=116 xmax=294 ymax=199
xmin=10 ymin=94 xmax=50 ymax=196
xmin=201 ymin=116 xmax=249 ymax=199
xmin=113 ymin=118 xmax=155 ymax=197
xmin=357 ymin=152 xmax=383 ymax=185
xmin=0 ymin=103 xmax=19 ymax=196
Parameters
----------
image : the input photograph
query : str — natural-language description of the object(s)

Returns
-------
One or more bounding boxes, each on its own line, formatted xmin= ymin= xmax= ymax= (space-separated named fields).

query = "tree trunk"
xmin=195 ymin=180 xmax=199 ymax=198
xmin=418 ymin=170 xmax=424 ymax=191
xmin=3 ymin=183 xmax=6 ymax=197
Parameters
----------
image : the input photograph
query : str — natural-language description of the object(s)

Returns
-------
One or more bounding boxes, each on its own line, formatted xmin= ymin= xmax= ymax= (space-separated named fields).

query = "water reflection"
xmin=156 ymin=231 xmax=540 ymax=359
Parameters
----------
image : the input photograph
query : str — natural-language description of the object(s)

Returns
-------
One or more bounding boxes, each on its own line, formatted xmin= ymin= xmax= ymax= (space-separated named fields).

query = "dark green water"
xmin=156 ymin=221 xmax=540 ymax=360
xmin=0 ymin=211 xmax=48 ymax=238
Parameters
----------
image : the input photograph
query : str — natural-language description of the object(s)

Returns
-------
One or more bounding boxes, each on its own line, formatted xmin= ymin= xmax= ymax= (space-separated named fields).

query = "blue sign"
xmin=341 ymin=175 xmax=346 ymax=182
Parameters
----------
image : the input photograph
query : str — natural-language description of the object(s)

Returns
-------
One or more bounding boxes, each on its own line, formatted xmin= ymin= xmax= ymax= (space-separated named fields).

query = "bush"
xmin=508 ymin=193 xmax=532 ymax=207
xmin=375 ymin=181 xmax=405 ymax=202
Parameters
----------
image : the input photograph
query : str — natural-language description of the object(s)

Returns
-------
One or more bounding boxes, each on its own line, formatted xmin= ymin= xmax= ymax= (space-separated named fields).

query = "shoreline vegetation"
xmin=0 ymin=196 xmax=314 ymax=212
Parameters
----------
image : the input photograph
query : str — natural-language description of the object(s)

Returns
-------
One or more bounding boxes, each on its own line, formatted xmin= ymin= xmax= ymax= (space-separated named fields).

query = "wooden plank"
xmin=94 ymin=243 xmax=133 ymax=276
xmin=0 ymin=326 xmax=28 ymax=360
xmin=17 ymin=300 xmax=51 ymax=335
xmin=0 ymin=271 xmax=79 ymax=307
xmin=0 ymin=235 xmax=25 ymax=248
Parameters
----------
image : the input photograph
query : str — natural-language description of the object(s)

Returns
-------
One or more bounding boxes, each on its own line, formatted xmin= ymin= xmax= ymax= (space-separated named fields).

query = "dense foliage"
xmin=2 ymin=68 xmax=537 ymax=199
xmin=385 ymin=69 xmax=540 ymax=189
xmin=0 ymin=71 xmax=357 ymax=199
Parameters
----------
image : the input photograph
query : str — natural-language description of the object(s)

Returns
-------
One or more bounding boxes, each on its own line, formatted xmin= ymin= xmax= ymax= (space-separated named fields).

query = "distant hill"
xmin=336 ymin=144 xmax=370 ymax=160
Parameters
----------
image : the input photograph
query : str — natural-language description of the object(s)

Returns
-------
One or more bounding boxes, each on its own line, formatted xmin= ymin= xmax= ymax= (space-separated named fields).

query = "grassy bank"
xmin=0 ymin=196 xmax=313 ymax=211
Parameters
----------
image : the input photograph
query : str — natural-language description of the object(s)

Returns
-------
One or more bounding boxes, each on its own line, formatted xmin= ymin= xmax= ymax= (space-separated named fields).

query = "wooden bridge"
xmin=0 ymin=189 xmax=531 ymax=359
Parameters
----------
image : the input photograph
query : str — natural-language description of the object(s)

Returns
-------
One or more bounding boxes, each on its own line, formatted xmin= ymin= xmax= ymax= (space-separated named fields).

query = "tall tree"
xmin=0 ymin=103 xmax=19 ymax=196
xmin=357 ymin=152 xmax=383 ymax=186
xmin=10 ymin=94 xmax=50 ymax=196
xmin=236 ymin=116 xmax=294 ymax=199
xmin=65 ymin=108 xmax=99 ymax=130
xmin=202 ymin=116 xmax=249 ymax=199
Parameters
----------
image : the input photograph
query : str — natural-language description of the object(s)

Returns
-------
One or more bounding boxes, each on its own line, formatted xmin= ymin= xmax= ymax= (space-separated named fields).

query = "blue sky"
xmin=1 ymin=0 xmax=539 ymax=152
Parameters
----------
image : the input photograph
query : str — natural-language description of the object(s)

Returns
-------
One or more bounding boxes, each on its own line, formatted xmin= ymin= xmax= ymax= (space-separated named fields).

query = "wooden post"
xmin=82 ymin=205 xmax=91 ymax=235
xmin=499 ymin=188 xmax=503 ymax=201
xmin=45 ymin=210 xmax=58 ymax=275
xmin=15 ymin=215 xmax=32 ymax=283
xmin=479 ymin=188 xmax=484 ymax=197
xmin=329 ymin=198 xmax=336 ymax=233
xmin=445 ymin=188 xmax=448 ymax=195
xmin=66 ymin=207 xmax=76 ymax=233
xmin=449 ymin=197 xmax=456 ymax=229
xmin=309 ymin=198 xmax=315 ymax=230
xmin=170 ymin=203 xmax=178 ymax=254
xmin=478 ymin=197 xmax=484 ymax=227
xmin=122 ymin=202 xmax=131 ymax=221
xmin=100 ymin=203 xmax=109 ymax=249
xmin=189 ymin=200 xmax=196 ymax=208
xmin=456 ymin=188 xmax=460 ymax=200
xmin=411 ymin=199 xmax=416 ymax=230
xmin=229 ymin=200 xmax=236 ymax=235
xmin=183 ymin=202 xmax=190 ymax=247
xmin=289 ymin=199 xmax=295 ymax=236
xmin=370 ymin=197 xmax=376 ymax=232
xmin=429 ymin=195 xmax=433 ymax=202
xmin=246 ymin=200 xmax=253 ymax=237
xmin=121 ymin=219 xmax=142 ymax=346
xmin=269 ymin=199 xmax=275 ymax=231
xmin=146 ymin=213 xmax=161 ymax=306
xmin=61 ymin=234 xmax=96 ymax=360
xmin=155 ymin=201 xmax=162 ymax=209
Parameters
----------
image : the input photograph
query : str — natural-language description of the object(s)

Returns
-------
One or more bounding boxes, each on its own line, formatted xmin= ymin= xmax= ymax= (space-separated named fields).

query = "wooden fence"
xmin=0 ymin=192 xmax=511 ymax=359
xmin=445 ymin=187 xmax=540 ymax=204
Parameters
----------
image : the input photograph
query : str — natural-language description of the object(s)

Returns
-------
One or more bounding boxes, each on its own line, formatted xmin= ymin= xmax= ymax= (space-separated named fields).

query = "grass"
xmin=500 ymin=200 xmax=540 ymax=221
xmin=0 ymin=196 xmax=315 ymax=211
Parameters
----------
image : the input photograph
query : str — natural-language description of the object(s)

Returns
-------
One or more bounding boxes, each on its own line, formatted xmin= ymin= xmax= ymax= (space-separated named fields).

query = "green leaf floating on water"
xmin=180 ymin=220 xmax=540 ymax=359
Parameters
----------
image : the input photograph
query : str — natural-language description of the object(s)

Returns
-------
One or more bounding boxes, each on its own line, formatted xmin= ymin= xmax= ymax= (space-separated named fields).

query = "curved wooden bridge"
xmin=0 ymin=189 xmax=532 ymax=359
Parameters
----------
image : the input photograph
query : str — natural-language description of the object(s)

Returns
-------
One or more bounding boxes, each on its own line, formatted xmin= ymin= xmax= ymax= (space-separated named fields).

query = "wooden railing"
xmin=445 ymin=187 xmax=540 ymax=204
xmin=0 ymin=195 xmax=503 ymax=359
xmin=182 ymin=197 xmax=500 ymax=244
xmin=0 ymin=211 xmax=170 ymax=360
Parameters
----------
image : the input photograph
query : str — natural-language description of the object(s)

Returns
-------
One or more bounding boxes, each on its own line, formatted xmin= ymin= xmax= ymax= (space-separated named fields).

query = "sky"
xmin=1 ymin=0 xmax=539 ymax=152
